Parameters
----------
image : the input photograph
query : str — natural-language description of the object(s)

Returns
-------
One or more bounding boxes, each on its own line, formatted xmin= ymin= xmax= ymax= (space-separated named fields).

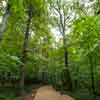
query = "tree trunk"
xmin=20 ymin=9 xmax=32 ymax=95
xmin=62 ymin=30 xmax=72 ymax=91
xmin=88 ymin=54 xmax=96 ymax=95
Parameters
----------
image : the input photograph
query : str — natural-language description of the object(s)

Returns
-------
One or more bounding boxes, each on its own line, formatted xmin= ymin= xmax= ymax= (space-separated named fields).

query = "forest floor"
xmin=0 ymin=86 xmax=41 ymax=100
xmin=0 ymin=83 xmax=45 ymax=100
xmin=0 ymin=84 xmax=100 ymax=100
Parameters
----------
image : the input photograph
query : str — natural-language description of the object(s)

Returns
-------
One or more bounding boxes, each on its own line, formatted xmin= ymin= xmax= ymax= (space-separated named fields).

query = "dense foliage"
xmin=0 ymin=0 xmax=100 ymax=99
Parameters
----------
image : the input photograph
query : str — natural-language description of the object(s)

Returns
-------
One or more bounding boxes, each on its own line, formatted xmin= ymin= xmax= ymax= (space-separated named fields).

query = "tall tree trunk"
xmin=51 ymin=0 xmax=73 ymax=91
xmin=0 ymin=3 xmax=11 ymax=40
xmin=62 ymin=32 xmax=72 ymax=91
xmin=88 ymin=54 xmax=95 ymax=95
xmin=20 ymin=8 xmax=32 ymax=94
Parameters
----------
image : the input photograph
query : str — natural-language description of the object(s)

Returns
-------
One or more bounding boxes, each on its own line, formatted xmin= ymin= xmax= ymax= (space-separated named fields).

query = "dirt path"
xmin=24 ymin=85 xmax=74 ymax=100
xmin=23 ymin=87 xmax=37 ymax=100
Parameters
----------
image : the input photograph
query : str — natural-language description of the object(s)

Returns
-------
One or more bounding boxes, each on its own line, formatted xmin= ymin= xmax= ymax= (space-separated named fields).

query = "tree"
xmin=72 ymin=16 xmax=100 ymax=95
xmin=49 ymin=0 xmax=73 ymax=91
xmin=19 ymin=5 xmax=34 ymax=94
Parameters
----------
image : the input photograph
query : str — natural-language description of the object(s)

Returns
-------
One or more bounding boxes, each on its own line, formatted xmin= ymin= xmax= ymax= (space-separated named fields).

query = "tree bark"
xmin=88 ymin=54 xmax=96 ymax=95
xmin=55 ymin=1 xmax=72 ymax=90
xmin=57 ymin=9 xmax=73 ymax=91
xmin=20 ymin=8 xmax=32 ymax=95
xmin=62 ymin=31 xmax=72 ymax=91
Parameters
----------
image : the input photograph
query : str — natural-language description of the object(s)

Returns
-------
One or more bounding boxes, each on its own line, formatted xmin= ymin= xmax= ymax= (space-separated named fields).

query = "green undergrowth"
xmin=0 ymin=87 xmax=23 ymax=100
xmin=1 ymin=86 xmax=100 ymax=100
